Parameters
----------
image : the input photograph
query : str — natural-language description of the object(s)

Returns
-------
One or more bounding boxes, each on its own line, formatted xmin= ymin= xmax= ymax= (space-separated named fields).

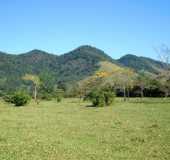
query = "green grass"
xmin=0 ymin=98 xmax=170 ymax=160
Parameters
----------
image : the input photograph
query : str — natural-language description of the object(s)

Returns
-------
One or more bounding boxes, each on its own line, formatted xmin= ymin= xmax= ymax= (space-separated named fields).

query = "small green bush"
xmin=11 ymin=91 xmax=31 ymax=106
xmin=104 ymin=89 xmax=116 ymax=106
xmin=85 ymin=88 xmax=115 ymax=107
xmin=96 ymin=92 xmax=105 ymax=107
xmin=40 ymin=91 xmax=53 ymax=101
xmin=3 ymin=94 xmax=14 ymax=103
xmin=54 ymin=89 xmax=64 ymax=102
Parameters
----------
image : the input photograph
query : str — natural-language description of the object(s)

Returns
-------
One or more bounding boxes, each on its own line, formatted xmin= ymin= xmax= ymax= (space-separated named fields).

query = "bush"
xmin=12 ymin=91 xmax=31 ymax=106
xmin=103 ymin=89 xmax=116 ymax=106
xmin=96 ymin=92 xmax=105 ymax=107
xmin=7 ymin=91 xmax=31 ymax=106
xmin=54 ymin=89 xmax=64 ymax=102
xmin=86 ymin=89 xmax=105 ymax=107
xmin=39 ymin=88 xmax=64 ymax=101
xmin=85 ymin=88 xmax=115 ymax=107
xmin=3 ymin=94 xmax=14 ymax=103
xmin=39 ymin=91 xmax=53 ymax=101
xmin=56 ymin=96 xmax=62 ymax=102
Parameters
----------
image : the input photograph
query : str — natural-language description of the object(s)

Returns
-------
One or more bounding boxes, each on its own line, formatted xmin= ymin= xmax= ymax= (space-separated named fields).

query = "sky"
xmin=0 ymin=0 xmax=170 ymax=59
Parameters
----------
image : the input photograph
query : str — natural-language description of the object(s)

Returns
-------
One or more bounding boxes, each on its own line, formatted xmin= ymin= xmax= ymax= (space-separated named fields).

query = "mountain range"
xmin=0 ymin=45 xmax=166 ymax=92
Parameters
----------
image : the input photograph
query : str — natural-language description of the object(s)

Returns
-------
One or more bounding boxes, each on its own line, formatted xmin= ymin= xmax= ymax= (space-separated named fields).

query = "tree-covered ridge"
xmin=56 ymin=45 xmax=116 ymax=83
xmin=118 ymin=54 xmax=167 ymax=74
xmin=0 ymin=46 xmax=115 ymax=92
xmin=0 ymin=45 xmax=167 ymax=93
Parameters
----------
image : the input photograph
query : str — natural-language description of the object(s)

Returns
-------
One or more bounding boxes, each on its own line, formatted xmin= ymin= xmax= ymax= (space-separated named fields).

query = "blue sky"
xmin=0 ymin=0 xmax=170 ymax=59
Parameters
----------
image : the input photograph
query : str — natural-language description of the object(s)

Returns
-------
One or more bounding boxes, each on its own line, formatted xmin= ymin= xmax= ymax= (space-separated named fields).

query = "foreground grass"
xmin=0 ymin=98 xmax=170 ymax=160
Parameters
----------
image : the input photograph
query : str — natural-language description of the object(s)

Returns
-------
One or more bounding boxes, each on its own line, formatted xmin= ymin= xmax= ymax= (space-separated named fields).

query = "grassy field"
xmin=0 ymin=98 xmax=170 ymax=160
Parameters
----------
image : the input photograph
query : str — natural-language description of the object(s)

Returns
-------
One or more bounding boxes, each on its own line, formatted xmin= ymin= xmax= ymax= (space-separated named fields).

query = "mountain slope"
xmin=118 ymin=54 xmax=166 ymax=74
xmin=0 ymin=46 xmax=117 ymax=91
xmin=0 ymin=46 xmax=167 ymax=92
xmin=56 ymin=45 xmax=115 ymax=83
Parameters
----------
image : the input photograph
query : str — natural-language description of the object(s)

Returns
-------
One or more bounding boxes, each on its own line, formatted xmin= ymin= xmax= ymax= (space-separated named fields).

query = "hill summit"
xmin=0 ymin=45 xmax=166 ymax=92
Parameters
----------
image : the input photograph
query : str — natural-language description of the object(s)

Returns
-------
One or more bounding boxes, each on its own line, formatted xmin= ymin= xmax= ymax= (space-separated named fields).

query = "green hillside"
xmin=118 ymin=54 xmax=166 ymax=74
xmin=0 ymin=46 xmax=115 ymax=92
xmin=0 ymin=46 xmax=167 ymax=92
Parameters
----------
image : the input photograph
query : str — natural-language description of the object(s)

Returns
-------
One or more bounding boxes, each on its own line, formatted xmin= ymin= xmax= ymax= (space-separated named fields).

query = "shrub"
xmin=56 ymin=95 xmax=62 ymax=102
xmin=11 ymin=91 xmax=31 ymax=106
xmin=54 ymin=89 xmax=64 ymax=102
xmin=3 ymin=94 xmax=14 ymax=103
xmin=96 ymin=92 xmax=105 ymax=107
xmin=39 ymin=91 xmax=53 ymax=101
xmin=85 ymin=88 xmax=115 ymax=107
xmin=86 ymin=89 xmax=104 ymax=107
xmin=103 ymin=89 xmax=116 ymax=106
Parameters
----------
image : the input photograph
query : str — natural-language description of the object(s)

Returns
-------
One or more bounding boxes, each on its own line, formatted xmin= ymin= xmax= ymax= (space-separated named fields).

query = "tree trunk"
xmin=165 ymin=90 xmax=168 ymax=99
xmin=140 ymin=86 xmax=144 ymax=98
xmin=123 ymin=86 xmax=126 ymax=101
xmin=127 ymin=88 xmax=130 ymax=101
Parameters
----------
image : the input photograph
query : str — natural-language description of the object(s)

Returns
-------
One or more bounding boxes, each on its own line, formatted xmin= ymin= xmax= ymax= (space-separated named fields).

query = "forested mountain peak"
xmin=0 ymin=45 xmax=167 ymax=92
xmin=118 ymin=54 xmax=165 ymax=73
xmin=20 ymin=49 xmax=56 ymax=56
xmin=60 ymin=45 xmax=114 ymax=63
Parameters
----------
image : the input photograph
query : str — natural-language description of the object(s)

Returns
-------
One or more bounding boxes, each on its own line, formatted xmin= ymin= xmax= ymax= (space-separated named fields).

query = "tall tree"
xmin=23 ymin=74 xmax=41 ymax=102
xmin=155 ymin=44 xmax=170 ymax=70
xmin=135 ymin=71 xmax=150 ymax=98
xmin=155 ymin=44 xmax=170 ymax=97
xmin=157 ymin=71 xmax=170 ymax=98
xmin=113 ymin=68 xmax=135 ymax=101
xmin=94 ymin=62 xmax=136 ymax=101
xmin=39 ymin=71 xmax=55 ymax=92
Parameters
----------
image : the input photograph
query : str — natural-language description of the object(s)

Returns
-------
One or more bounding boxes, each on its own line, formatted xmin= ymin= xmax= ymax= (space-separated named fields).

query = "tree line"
xmin=1 ymin=45 xmax=170 ymax=107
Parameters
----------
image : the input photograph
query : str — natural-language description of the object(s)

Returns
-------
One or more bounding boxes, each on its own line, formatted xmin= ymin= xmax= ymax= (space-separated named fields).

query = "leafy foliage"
xmin=103 ymin=88 xmax=116 ymax=105
xmin=4 ymin=91 xmax=31 ymax=106
xmin=0 ymin=46 xmax=169 ymax=98
xmin=22 ymin=74 xmax=41 ymax=101
xmin=118 ymin=54 xmax=167 ymax=74
xmin=0 ymin=46 xmax=167 ymax=94
xmin=23 ymin=74 xmax=41 ymax=86
xmin=3 ymin=94 xmax=14 ymax=103
xmin=85 ymin=87 xmax=116 ymax=107
xmin=53 ymin=89 xmax=64 ymax=102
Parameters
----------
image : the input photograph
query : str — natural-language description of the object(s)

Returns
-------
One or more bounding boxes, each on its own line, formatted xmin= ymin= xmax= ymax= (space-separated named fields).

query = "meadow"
xmin=0 ymin=98 xmax=170 ymax=160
